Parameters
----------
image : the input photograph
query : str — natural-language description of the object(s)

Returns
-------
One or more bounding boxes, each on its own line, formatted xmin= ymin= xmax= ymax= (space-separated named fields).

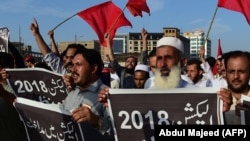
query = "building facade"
xmin=182 ymin=29 xmax=211 ymax=59
xmin=117 ymin=27 xmax=191 ymax=59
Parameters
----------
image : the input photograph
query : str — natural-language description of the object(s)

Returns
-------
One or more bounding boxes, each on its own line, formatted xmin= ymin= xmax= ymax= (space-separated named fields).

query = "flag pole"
xmin=107 ymin=5 xmax=128 ymax=34
xmin=205 ymin=6 xmax=218 ymax=45
xmin=51 ymin=13 xmax=78 ymax=31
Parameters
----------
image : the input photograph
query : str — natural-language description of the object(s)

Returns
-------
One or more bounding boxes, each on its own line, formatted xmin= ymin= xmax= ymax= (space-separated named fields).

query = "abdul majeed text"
xmin=158 ymin=128 xmax=219 ymax=138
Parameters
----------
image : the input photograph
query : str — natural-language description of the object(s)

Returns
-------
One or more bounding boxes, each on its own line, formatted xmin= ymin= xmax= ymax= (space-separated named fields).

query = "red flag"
xmin=216 ymin=39 xmax=223 ymax=59
xmin=77 ymin=1 xmax=132 ymax=47
xmin=126 ymin=0 xmax=150 ymax=17
xmin=218 ymin=0 xmax=250 ymax=25
xmin=212 ymin=39 xmax=223 ymax=75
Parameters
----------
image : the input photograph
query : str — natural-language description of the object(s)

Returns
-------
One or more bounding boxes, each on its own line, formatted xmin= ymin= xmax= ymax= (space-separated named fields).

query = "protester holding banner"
xmin=0 ymin=52 xmax=27 ymax=141
xmin=0 ymin=52 xmax=15 ymax=93
xmin=223 ymin=50 xmax=250 ymax=124
xmin=60 ymin=48 xmax=114 ymax=139
xmin=144 ymin=37 xmax=195 ymax=89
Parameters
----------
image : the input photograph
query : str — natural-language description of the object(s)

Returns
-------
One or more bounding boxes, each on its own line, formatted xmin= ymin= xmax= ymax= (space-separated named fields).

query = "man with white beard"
xmin=144 ymin=37 xmax=195 ymax=89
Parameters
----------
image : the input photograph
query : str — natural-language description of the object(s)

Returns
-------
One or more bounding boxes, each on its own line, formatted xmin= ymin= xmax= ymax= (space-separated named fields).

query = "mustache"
xmin=232 ymin=79 xmax=241 ymax=83
xmin=160 ymin=67 xmax=170 ymax=71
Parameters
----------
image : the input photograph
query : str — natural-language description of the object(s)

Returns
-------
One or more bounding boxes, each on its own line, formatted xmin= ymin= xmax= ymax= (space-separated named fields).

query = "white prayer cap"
xmin=157 ymin=37 xmax=184 ymax=53
xmin=135 ymin=64 xmax=149 ymax=72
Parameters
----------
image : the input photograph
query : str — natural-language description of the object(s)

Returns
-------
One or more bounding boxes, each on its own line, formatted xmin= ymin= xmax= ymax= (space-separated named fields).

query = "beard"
xmin=228 ymin=80 xmax=249 ymax=93
xmin=154 ymin=66 xmax=181 ymax=89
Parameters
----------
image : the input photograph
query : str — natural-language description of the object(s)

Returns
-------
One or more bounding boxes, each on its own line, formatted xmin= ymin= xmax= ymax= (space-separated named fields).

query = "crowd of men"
xmin=0 ymin=18 xmax=249 ymax=140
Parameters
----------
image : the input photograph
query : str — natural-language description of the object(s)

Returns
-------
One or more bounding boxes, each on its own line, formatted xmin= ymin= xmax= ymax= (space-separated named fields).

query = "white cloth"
xmin=180 ymin=74 xmax=193 ymax=84
xmin=144 ymin=76 xmax=196 ymax=89
xmin=110 ymin=79 xmax=119 ymax=89
xmin=181 ymin=74 xmax=212 ymax=88
xmin=110 ymin=72 xmax=120 ymax=89
xmin=149 ymin=71 xmax=154 ymax=78
xmin=43 ymin=52 xmax=66 ymax=74
xmin=110 ymin=72 xmax=120 ymax=84
xmin=211 ymin=76 xmax=228 ymax=88
xmin=200 ymin=62 xmax=214 ymax=80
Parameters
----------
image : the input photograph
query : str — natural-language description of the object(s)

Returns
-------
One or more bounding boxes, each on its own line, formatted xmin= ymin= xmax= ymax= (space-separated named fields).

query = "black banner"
xmin=14 ymin=97 xmax=84 ymax=141
xmin=108 ymin=88 xmax=223 ymax=141
xmin=15 ymin=97 xmax=113 ymax=141
xmin=6 ymin=68 xmax=68 ymax=104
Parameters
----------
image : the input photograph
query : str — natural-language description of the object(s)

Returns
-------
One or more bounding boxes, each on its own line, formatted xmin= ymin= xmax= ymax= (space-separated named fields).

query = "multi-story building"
xmin=113 ymin=33 xmax=129 ymax=54
xmin=121 ymin=27 xmax=191 ymax=59
xmin=182 ymin=29 xmax=211 ymax=59
xmin=56 ymin=28 xmax=210 ymax=65
xmin=127 ymin=32 xmax=162 ymax=54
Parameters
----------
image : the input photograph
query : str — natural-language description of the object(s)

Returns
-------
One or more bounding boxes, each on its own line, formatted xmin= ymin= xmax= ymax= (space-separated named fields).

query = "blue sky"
xmin=1 ymin=0 xmax=249 ymax=57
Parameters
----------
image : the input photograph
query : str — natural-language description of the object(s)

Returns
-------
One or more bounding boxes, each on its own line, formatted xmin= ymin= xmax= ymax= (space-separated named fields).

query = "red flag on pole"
xmin=126 ymin=0 xmax=150 ymax=17
xmin=218 ymin=0 xmax=250 ymax=25
xmin=77 ymin=1 xmax=132 ymax=47
xmin=212 ymin=39 xmax=223 ymax=75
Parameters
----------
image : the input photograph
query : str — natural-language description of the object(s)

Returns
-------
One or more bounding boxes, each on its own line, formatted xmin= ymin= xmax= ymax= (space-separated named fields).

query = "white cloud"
xmin=188 ymin=19 xmax=204 ymax=25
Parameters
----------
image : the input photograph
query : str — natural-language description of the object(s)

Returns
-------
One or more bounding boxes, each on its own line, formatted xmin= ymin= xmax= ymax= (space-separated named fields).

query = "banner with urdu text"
xmin=14 ymin=97 xmax=113 ymax=141
xmin=108 ymin=88 xmax=223 ymax=141
xmin=6 ymin=68 xmax=68 ymax=104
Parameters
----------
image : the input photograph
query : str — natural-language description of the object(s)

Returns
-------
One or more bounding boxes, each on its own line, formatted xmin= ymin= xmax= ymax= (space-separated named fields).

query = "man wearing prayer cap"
xmin=144 ymin=37 xmax=194 ymax=89
xmin=134 ymin=64 xmax=149 ymax=89
xmin=142 ymin=36 xmax=232 ymax=112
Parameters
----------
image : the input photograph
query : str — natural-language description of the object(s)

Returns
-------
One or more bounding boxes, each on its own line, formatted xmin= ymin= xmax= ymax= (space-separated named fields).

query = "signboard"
xmin=15 ymin=97 xmax=84 ymax=141
xmin=0 ymin=27 xmax=9 ymax=52
xmin=6 ymin=68 xmax=69 ymax=104
xmin=15 ymin=97 xmax=114 ymax=141
xmin=108 ymin=88 xmax=223 ymax=141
